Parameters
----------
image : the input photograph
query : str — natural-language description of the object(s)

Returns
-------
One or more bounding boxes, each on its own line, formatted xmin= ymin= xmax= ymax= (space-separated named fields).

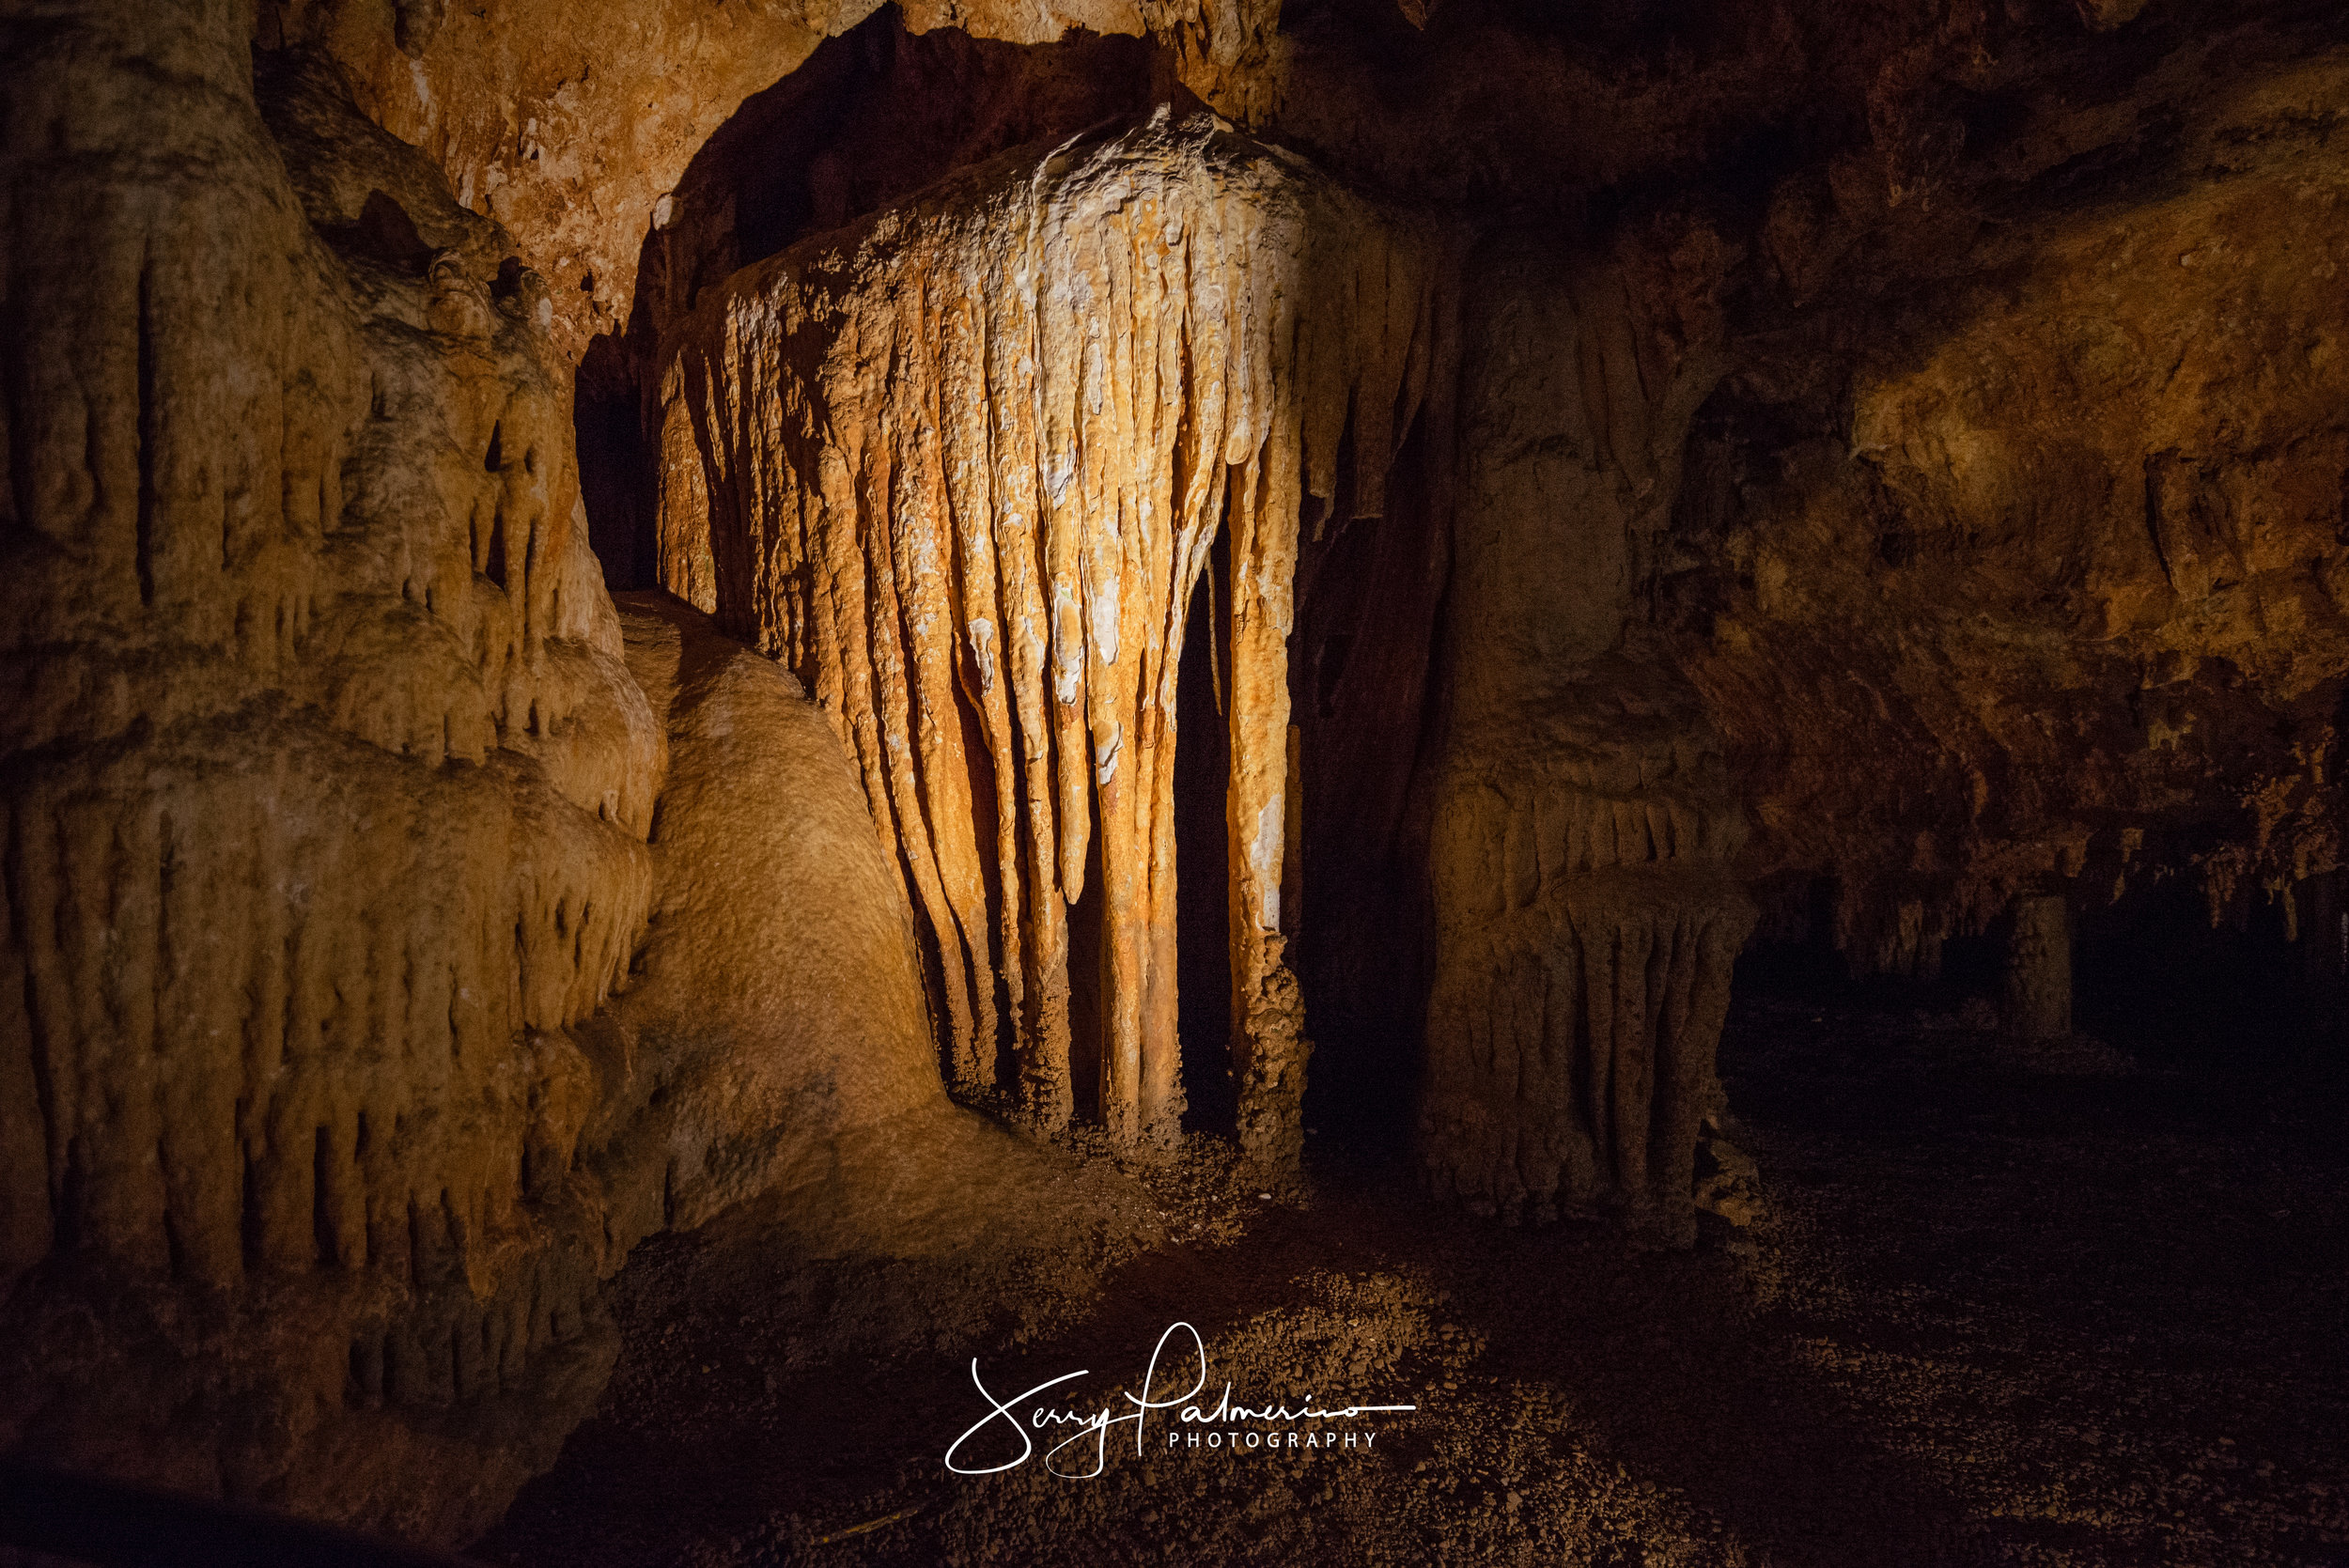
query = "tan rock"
xmin=0 ymin=8 xmax=951 ymax=1542
xmin=652 ymin=110 xmax=1450 ymax=1161
xmin=279 ymin=0 xmax=1284 ymax=364
xmin=1417 ymin=237 xmax=1755 ymax=1242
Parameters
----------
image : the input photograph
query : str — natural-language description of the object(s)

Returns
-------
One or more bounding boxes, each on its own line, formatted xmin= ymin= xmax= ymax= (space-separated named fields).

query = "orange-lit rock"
xmin=1671 ymin=41 xmax=2349 ymax=975
xmin=651 ymin=111 xmax=1451 ymax=1162
xmin=0 ymin=7 xmax=955 ymax=1542
xmin=277 ymin=0 xmax=1283 ymax=364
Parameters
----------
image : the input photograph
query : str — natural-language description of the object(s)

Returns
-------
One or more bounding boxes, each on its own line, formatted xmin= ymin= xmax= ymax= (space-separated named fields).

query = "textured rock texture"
xmin=1416 ymin=236 xmax=1755 ymax=1239
xmin=0 ymin=2 xmax=952 ymax=1543
xmin=0 ymin=11 xmax=646 ymax=1531
xmin=653 ymin=112 xmax=1450 ymax=1163
xmin=276 ymin=0 xmax=1283 ymax=363
xmin=1665 ymin=18 xmax=2349 ymax=982
xmin=590 ymin=594 xmax=947 ymax=1240
xmin=17 ymin=0 xmax=2349 ymax=1541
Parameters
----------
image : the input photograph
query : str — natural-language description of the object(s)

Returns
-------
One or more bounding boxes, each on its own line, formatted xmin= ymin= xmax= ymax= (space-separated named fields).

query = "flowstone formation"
xmin=0 ymin=5 xmax=959 ymax=1542
xmin=1416 ymin=238 xmax=1754 ymax=1239
xmin=0 ymin=14 xmax=651 ymax=1531
xmin=652 ymin=111 xmax=1452 ymax=1162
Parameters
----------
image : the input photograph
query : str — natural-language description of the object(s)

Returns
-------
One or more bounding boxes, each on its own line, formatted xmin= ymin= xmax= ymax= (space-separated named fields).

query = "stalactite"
xmin=1417 ymin=237 xmax=1753 ymax=1240
xmin=656 ymin=110 xmax=1453 ymax=1157
xmin=0 ymin=33 xmax=682 ymax=1542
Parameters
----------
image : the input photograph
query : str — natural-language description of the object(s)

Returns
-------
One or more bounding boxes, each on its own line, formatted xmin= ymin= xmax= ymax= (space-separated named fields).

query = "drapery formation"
xmin=0 ymin=36 xmax=662 ymax=1536
xmin=1417 ymin=241 xmax=1755 ymax=1239
xmin=654 ymin=110 xmax=1451 ymax=1157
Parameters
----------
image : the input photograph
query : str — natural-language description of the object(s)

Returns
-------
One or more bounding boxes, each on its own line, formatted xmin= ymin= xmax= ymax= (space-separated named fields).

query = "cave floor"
xmin=479 ymin=999 xmax=2349 ymax=1567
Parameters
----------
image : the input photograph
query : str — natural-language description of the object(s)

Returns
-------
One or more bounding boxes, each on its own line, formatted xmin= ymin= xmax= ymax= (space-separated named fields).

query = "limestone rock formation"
xmin=652 ymin=110 xmax=1451 ymax=1162
xmin=1416 ymin=237 xmax=1755 ymax=1240
xmin=1667 ymin=27 xmax=2349 ymax=980
xmin=0 ymin=9 xmax=654 ymax=1532
xmin=0 ymin=6 xmax=965 ymax=1542
xmin=14 ymin=0 xmax=2349 ymax=1546
xmin=276 ymin=0 xmax=1284 ymax=364
xmin=583 ymin=594 xmax=946 ymax=1244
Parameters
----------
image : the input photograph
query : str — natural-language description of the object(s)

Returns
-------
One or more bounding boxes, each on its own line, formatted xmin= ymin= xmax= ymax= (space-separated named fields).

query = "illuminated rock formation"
xmin=12 ymin=0 xmax=2349 ymax=1547
xmin=1416 ymin=237 xmax=1754 ymax=1239
xmin=275 ymin=0 xmax=1283 ymax=364
xmin=1670 ymin=36 xmax=2349 ymax=979
xmin=0 ymin=8 xmax=951 ymax=1541
xmin=652 ymin=112 xmax=1450 ymax=1160
xmin=0 ymin=12 xmax=652 ymax=1530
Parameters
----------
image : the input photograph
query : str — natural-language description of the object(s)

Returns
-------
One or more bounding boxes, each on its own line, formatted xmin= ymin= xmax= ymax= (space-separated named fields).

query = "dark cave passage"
xmin=1733 ymin=870 xmax=2349 ymax=1092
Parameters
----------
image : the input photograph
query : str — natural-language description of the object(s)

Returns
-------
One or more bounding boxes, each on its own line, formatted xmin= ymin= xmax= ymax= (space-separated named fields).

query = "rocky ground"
xmin=480 ymin=995 xmax=2349 ymax=1566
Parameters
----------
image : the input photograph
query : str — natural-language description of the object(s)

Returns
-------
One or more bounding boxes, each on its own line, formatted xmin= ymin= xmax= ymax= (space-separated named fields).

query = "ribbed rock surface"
xmin=653 ymin=112 xmax=1451 ymax=1160
xmin=0 ymin=6 xmax=949 ymax=1542
xmin=0 ymin=8 xmax=653 ymax=1531
xmin=1418 ymin=238 xmax=1754 ymax=1240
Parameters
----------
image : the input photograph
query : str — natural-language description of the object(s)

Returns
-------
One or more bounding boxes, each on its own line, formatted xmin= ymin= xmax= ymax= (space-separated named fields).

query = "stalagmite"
xmin=654 ymin=110 xmax=1452 ymax=1158
xmin=2003 ymin=893 xmax=2073 ymax=1041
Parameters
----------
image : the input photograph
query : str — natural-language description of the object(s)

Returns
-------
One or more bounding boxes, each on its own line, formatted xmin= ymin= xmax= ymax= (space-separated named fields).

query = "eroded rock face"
xmin=276 ymin=0 xmax=1283 ymax=364
xmin=1416 ymin=237 xmax=1754 ymax=1240
xmin=14 ymin=0 xmax=2349 ymax=1537
xmin=0 ymin=9 xmax=654 ymax=1533
xmin=652 ymin=111 xmax=1452 ymax=1164
xmin=1667 ymin=31 xmax=2349 ymax=978
xmin=0 ymin=5 xmax=953 ymax=1542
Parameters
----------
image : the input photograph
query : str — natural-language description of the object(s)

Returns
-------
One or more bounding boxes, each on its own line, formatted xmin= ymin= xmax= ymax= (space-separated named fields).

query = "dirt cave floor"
xmin=479 ymin=999 xmax=2349 ymax=1567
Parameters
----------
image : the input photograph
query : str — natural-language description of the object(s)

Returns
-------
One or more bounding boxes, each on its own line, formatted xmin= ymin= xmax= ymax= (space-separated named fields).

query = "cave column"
xmin=1225 ymin=458 xmax=1311 ymax=1172
xmin=2003 ymin=893 xmax=2073 ymax=1040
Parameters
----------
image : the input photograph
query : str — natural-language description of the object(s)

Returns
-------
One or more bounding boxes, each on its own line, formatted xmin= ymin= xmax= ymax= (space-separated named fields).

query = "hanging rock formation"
xmin=1417 ymin=236 xmax=1755 ymax=1242
xmin=0 ymin=7 xmax=971 ymax=1543
xmin=0 ymin=14 xmax=653 ymax=1533
xmin=653 ymin=111 xmax=1452 ymax=1161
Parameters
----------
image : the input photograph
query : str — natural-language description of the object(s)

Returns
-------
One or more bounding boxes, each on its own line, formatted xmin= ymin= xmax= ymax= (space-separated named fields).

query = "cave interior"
xmin=4 ymin=0 xmax=2349 ymax=1561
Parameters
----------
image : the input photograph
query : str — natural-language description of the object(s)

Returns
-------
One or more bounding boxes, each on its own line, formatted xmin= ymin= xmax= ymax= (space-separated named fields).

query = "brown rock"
xmin=650 ymin=110 xmax=1452 ymax=1161
xmin=279 ymin=0 xmax=1283 ymax=364
xmin=0 ymin=8 xmax=954 ymax=1543
xmin=1415 ymin=236 xmax=1755 ymax=1242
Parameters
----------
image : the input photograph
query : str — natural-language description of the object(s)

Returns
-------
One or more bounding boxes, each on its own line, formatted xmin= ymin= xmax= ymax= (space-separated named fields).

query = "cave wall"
xmin=272 ymin=0 xmax=1285 ymax=366
xmin=1415 ymin=233 xmax=1754 ymax=1238
xmin=1664 ymin=22 xmax=2349 ymax=980
xmin=0 ymin=6 xmax=651 ymax=1530
xmin=10 ymin=0 xmax=2349 ymax=1540
xmin=0 ymin=0 xmax=952 ymax=1541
